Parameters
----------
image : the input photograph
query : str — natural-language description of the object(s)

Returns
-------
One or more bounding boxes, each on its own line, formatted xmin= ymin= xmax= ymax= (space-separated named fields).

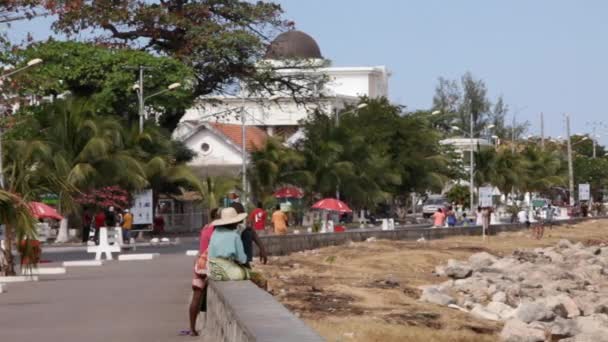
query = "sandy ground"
xmin=254 ymin=219 xmax=608 ymax=342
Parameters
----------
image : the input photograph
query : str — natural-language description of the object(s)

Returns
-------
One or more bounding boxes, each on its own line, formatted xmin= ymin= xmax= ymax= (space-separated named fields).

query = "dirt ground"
xmin=253 ymin=219 xmax=608 ymax=342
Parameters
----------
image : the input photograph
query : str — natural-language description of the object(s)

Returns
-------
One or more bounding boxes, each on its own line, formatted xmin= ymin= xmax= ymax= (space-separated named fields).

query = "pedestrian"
xmin=249 ymin=202 xmax=267 ymax=233
xmin=460 ymin=213 xmax=473 ymax=226
xmin=432 ymin=208 xmax=445 ymax=228
xmin=482 ymin=207 xmax=492 ymax=238
xmin=122 ymin=209 xmax=133 ymax=243
xmin=475 ymin=206 xmax=483 ymax=226
xmin=207 ymin=207 xmax=249 ymax=276
xmin=271 ymin=204 xmax=289 ymax=235
xmin=93 ymin=209 xmax=106 ymax=245
xmin=153 ymin=215 xmax=165 ymax=235
xmin=581 ymin=202 xmax=589 ymax=217
xmin=446 ymin=206 xmax=457 ymax=227
xmin=105 ymin=206 xmax=117 ymax=228
xmin=188 ymin=208 xmax=220 ymax=337
xmin=82 ymin=209 xmax=92 ymax=243
xmin=518 ymin=209 xmax=530 ymax=229
xmin=231 ymin=202 xmax=268 ymax=267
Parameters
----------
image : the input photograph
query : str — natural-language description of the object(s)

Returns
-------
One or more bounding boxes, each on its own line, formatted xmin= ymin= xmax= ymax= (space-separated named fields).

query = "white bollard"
xmin=388 ymin=218 xmax=395 ymax=230
xmin=381 ymin=219 xmax=389 ymax=231
xmin=327 ymin=220 xmax=334 ymax=233
xmin=0 ymin=283 xmax=5 ymax=293
xmin=321 ymin=220 xmax=327 ymax=233
xmin=86 ymin=227 xmax=121 ymax=260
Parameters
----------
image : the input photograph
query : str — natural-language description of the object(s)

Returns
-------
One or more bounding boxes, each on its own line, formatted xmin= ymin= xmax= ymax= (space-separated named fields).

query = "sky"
xmin=5 ymin=0 xmax=608 ymax=144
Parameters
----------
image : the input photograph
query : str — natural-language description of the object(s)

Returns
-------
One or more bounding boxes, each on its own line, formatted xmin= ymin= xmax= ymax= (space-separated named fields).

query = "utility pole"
xmin=511 ymin=114 xmax=516 ymax=153
xmin=540 ymin=112 xmax=545 ymax=150
xmin=241 ymin=95 xmax=247 ymax=206
xmin=566 ymin=114 xmax=574 ymax=206
xmin=469 ymin=110 xmax=475 ymax=213
xmin=586 ymin=121 xmax=604 ymax=158
xmin=138 ymin=66 xmax=145 ymax=133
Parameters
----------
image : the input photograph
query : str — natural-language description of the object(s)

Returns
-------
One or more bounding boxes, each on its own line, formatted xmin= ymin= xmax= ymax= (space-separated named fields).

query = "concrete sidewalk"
xmin=0 ymin=254 xmax=199 ymax=342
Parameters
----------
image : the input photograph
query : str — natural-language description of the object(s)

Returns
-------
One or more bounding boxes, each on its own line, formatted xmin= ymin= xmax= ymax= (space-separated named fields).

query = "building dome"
xmin=265 ymin=30 xmax=323 ymax=60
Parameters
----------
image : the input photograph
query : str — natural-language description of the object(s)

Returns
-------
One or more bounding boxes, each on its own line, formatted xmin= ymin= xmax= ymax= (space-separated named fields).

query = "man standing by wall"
xmin=271 ymin=204 xmax=289 ymax=235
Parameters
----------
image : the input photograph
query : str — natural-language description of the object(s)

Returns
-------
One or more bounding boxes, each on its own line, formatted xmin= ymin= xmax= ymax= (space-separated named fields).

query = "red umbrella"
xmin=274 ymin=186 xmax=304 ymax=199
xmin=29 ymin=202 xmax=63 ymax=221
xmin=311 ymin=198 xmax=352 ymax=213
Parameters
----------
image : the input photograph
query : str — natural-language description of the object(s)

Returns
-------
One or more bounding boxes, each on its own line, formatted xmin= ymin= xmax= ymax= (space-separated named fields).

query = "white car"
xmin=422 ymin=197 xmax=449 ymax=218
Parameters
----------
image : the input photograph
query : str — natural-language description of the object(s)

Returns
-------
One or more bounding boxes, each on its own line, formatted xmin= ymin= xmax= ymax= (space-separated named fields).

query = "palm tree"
xmin=519 ymin=146 xmax=566 ymax=196
xmin=0 ymin=190 xmax=37 ymax=275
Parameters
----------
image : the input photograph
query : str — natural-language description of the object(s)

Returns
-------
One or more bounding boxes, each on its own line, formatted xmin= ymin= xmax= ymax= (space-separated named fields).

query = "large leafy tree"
xmin=10 ymin=41 xmax=195 ymax=130
xmin=4 ymin=1 xmax=321 ymax=106
xmin=574 ymin=156 xmax=608 ymax=201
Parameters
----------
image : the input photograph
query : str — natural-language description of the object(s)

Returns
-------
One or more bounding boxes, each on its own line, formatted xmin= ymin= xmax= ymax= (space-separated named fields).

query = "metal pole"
xmin=138 ymin=66 xmax=144 ymax=133
xmin=0 ymin=126 xmax=4 ymax=189
xmin=511 ymin=114 xmax=516 ymax=153
xmin=566 ymin=114 xmax=574 ymax=206
xmin=335 ymin=108 xmax=340 ymax=200
xmin=540 ymin=112 xmax=545 ymax=150
xmin=241 ymin=97 xmax=247 ymax=206
xmin=593 ymin=125 xmax=597 ymax=158
xmin=470 ymin=110 xmax=474 ymax=212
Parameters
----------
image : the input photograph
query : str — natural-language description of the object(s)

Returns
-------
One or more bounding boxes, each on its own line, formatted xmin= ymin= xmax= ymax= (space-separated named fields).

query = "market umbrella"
xmin=29 ymin=202 xmax=63 ymax=221
xmin=274 ymin=186 xmax=304 ymax=199
xmin=311 ymin=198 xmax=352 ymax=213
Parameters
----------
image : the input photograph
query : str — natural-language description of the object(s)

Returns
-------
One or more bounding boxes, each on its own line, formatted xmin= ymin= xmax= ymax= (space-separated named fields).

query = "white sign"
xmin=579 ymin=183 xmax=590 ymax=201
xmin=131 ymin=189 xmax=153 ymax=225
xmin=479 ymin=187 xmax=493 ymax=207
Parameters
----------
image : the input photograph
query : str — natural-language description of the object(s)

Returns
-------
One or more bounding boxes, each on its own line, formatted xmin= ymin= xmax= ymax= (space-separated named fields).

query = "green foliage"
xmin=0 ymin=189 xmax=37 ymax=275
xmin=11 ymin=41 xmax=195 ymax=130
xmin=446 ymin=185 xmax=470 ymax=208
xmin=574 ymin=156 xmax=608 ymax=201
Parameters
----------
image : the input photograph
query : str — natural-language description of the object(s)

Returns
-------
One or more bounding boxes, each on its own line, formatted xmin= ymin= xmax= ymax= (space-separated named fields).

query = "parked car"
xmin=422 ymin=196 xmax=449 ymax=218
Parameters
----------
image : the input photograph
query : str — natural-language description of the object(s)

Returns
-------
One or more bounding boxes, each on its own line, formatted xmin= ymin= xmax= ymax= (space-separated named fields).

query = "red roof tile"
xmin=209 ymin=122 xmax=268 ymax=152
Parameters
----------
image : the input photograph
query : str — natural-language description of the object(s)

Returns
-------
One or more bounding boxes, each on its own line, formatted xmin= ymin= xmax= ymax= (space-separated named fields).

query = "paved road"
xmin=0 ymin=255 xmax=199 ymax=342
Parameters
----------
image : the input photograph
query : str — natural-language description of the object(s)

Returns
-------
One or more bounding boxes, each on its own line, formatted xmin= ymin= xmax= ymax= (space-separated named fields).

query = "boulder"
xmin=469 ymin=252 xmax=499 ymax=269
xmin=544 ymin=295 xmax=580 ymax=318
xmin=486 ymin=301 xmax=515 ymax=319
xmin=433 ymin=265 xmax=446 ymax=277
xmin=557 ymin=239 xmax=573 ymax=249
xmin=500 ymin=319 xmax=546 ymax=342
xmin=471 ymin=304 xmax=501 ymax=321
xmin=492 ymin=291 xmax=507 ymax=303
xmin=515 ymin=301 xmax=555 ymax=323
xmin=444 ymin=259 xmax=473 ymax=279
xmin=419 ymin=286 xmax=455 ymax=306
xmin=548 ymin=317 xmax=578 ymax=339
xmin=575 ymin=314 xmax=608 ymax=336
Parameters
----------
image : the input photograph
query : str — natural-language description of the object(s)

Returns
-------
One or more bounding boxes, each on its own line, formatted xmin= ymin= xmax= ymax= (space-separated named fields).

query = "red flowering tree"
xmin=75 ymin=186 xmax=131 ymax=210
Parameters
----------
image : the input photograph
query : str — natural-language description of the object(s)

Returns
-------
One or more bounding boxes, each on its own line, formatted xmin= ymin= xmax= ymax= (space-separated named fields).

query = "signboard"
xmin=131 ymin=189 xmax=153 ymax=225
xmin=479 ymin=187 xmax=493 ymax=207
xmin=579 ymin=183 xmax=591 ymax=201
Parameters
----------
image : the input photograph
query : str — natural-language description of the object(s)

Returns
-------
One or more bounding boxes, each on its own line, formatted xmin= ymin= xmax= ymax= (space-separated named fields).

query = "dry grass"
xmin=253 ymin=219 xmax=608 ymax=342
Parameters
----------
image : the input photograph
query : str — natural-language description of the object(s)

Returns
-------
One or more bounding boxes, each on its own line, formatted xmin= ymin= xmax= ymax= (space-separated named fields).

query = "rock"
xmin=500 ymin=319 xmax=546 ymax=342
xmin=447 ymin=304 xmax=469 ymax=312
xmin=471 ymin=304 xmax=501 ymax=321
xmin=492 ymin=291 xmax=507 ymax=303
xmin=469 ymin=252 xmax=499 ymax=269
xmin=544 ymin=250 xmax=565 ymax=264
xmin=573 ymin=294 xmax=599 ymax=316
xmin=365 ymin=237 xmax=377 ymax=242
xmin=434 ymin=265 xmax=446 ymax=277
xmin=419 ymin=286 xmax=455 ymax=306
xmin=557 ymin=239 xmax=573 ymax=249
xmin=444 ymin=260 xmax=473 ymax=279
xmin=515 ymin=301 xmax=555 ymax=323
xmin=486 ymin=301 xmax=515 ymax=319
xmin=544 ymin=295 xmax=580 ymax=318
xmin=576 ymin=314 xmax=608 ymax=336
xmin=548 ymin=317 xmax=578 ymax=339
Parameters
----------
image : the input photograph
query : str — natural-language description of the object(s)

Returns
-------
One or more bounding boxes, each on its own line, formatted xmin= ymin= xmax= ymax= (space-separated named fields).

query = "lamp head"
xmin=27 ymin=58 xmax=43 ymax=66
xmin=356 ymin=103 xmax=368 ymax=110
xmin=168 ymin=82 xmax=181 ymax=90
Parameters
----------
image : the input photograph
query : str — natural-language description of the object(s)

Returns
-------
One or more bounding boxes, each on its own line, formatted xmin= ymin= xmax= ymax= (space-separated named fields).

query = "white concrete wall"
xmin=185 ymin=129 xmax=243 ymax=167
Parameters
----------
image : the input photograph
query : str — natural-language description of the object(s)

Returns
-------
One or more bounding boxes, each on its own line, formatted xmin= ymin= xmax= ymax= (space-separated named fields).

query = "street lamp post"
xmin=565 ymin=114 xmax=575 ymax=206
xmin=133 ymin=66 xmax=181 ymax=133
xmin=0 ymin=58 xmax=43 ymax=189
xmin=334 ymin=103 xmax=368 ymax=200
xmin=451 ymin=123 xmax=495 ymax=212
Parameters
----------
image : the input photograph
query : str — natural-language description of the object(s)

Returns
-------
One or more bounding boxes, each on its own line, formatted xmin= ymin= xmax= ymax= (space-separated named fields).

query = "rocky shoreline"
xmin=420 ymin=239 xmax=608 ymax=341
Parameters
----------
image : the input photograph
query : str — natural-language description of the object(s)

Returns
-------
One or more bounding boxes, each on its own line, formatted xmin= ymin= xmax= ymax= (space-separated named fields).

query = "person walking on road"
xmin=271 ymin=204 xmax=289 ymax=235
xmin=82 ymin=210 xmax=92 ymax=243
xmin=122 ymin=209 xmax=133 ymax=243
xmin=93 ymin=209 xmax=106 ymax=245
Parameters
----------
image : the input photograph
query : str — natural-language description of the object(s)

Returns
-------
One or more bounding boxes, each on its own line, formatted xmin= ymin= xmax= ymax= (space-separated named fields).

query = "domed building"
xmin=174 ymin=30 xmax=390 ymax=177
